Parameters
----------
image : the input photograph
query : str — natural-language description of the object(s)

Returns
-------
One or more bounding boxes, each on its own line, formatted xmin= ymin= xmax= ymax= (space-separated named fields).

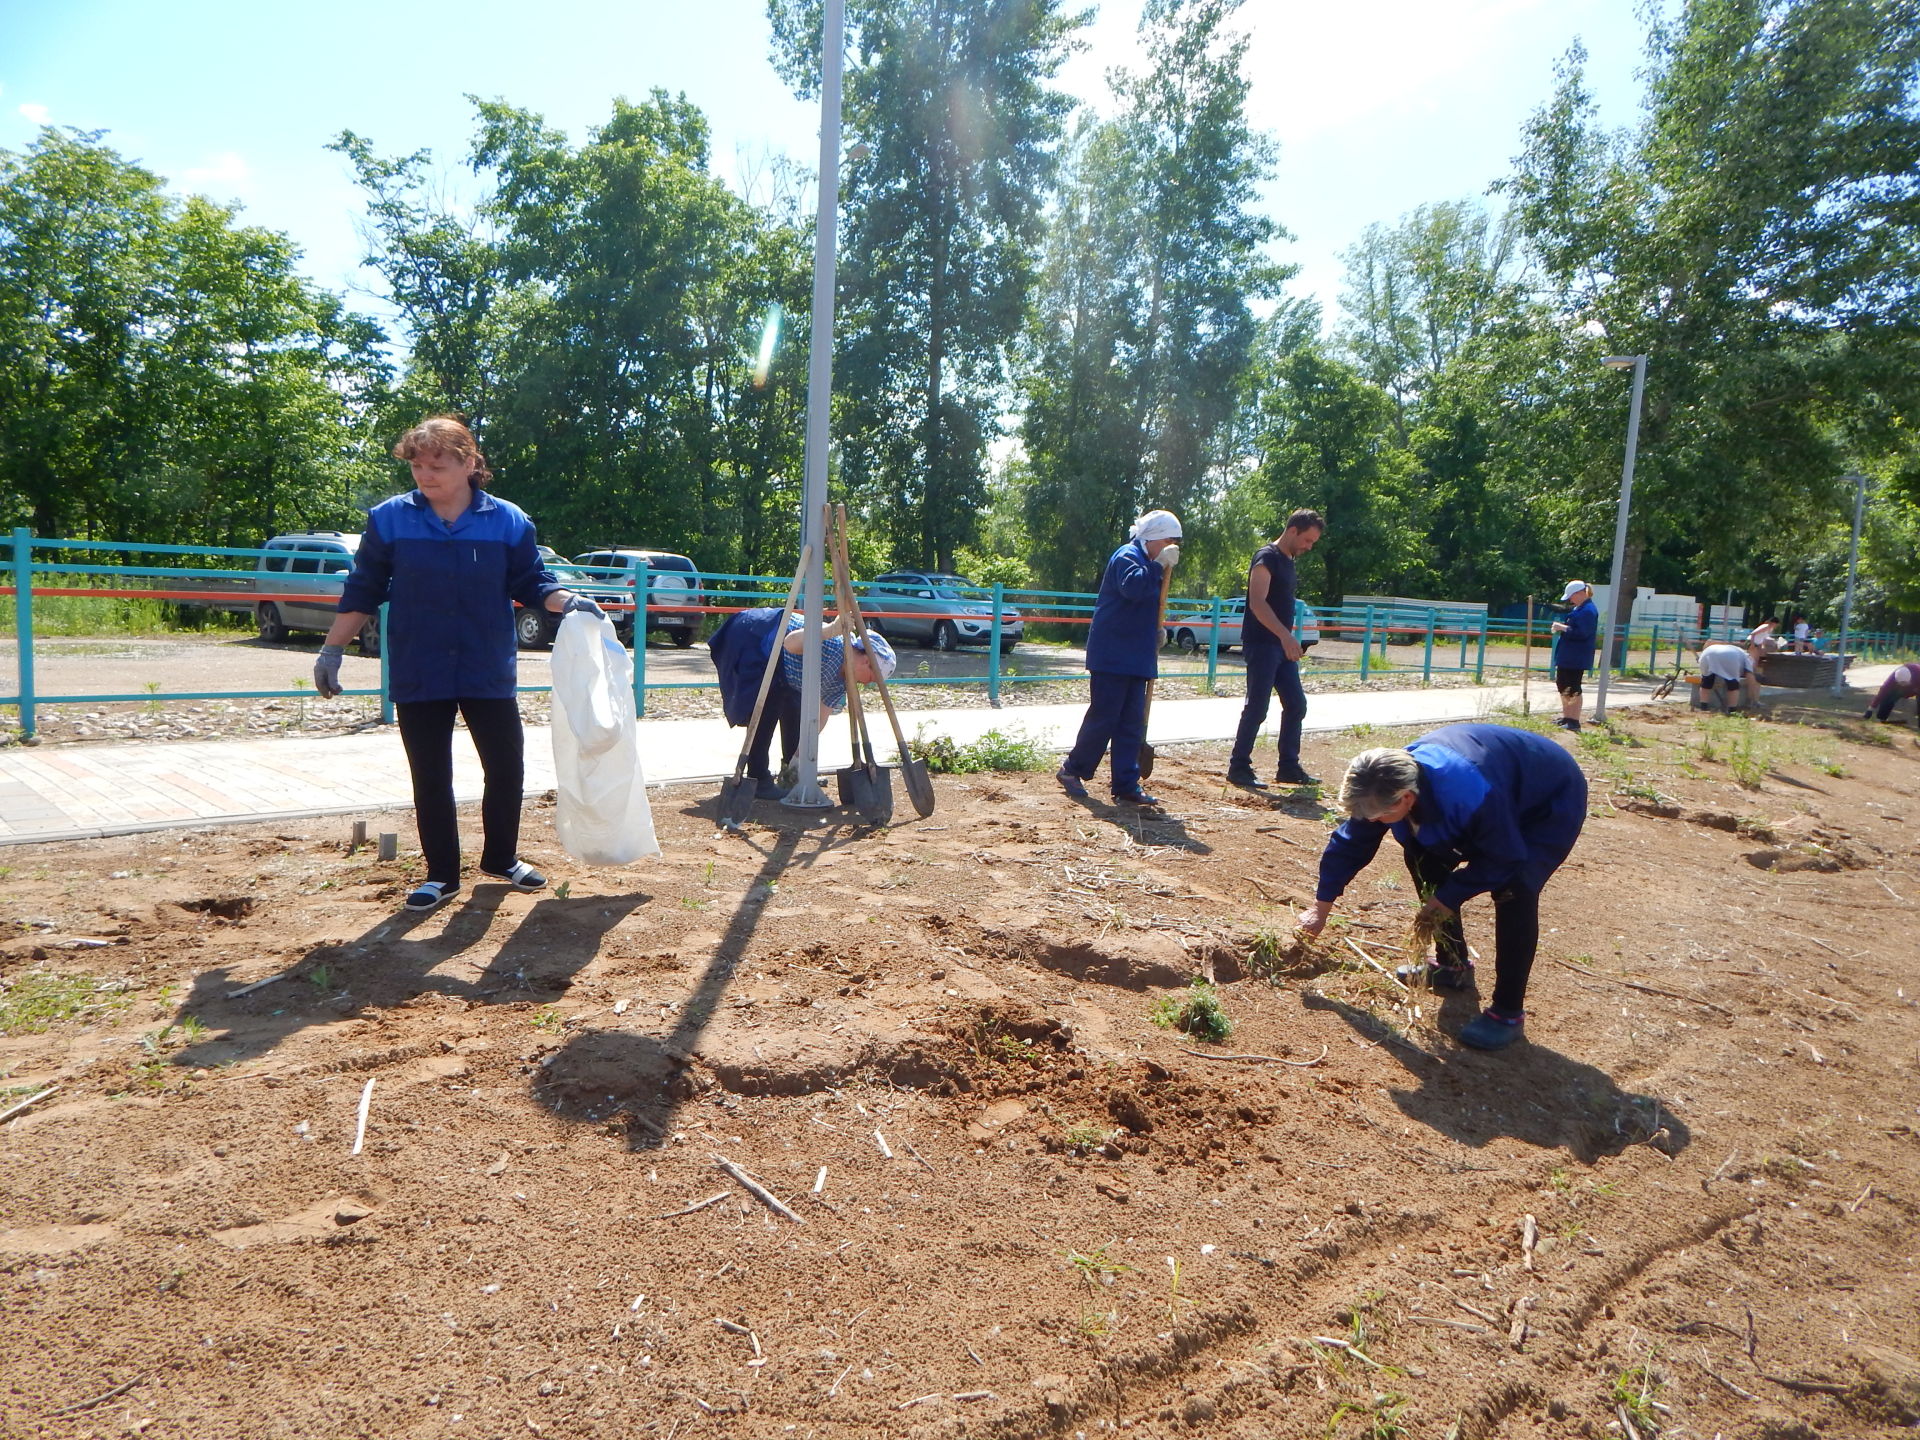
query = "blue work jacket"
xmin=1316 ymin=723 xmax=1587 ymax=910
xmin=338 ymin=490 xmax=561 ymax=704
xmin=708 ymin=606 xmax=787 ymax=726
xmin=1553 ymin=599 xmax=1599 ymax=671
xmin=1083 ymin=540 xmax=1165 ymax=679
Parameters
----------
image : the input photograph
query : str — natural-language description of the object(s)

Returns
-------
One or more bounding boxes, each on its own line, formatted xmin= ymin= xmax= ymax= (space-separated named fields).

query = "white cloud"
xmin=181 ymin=151 xmax=251 ymax=190
xmin=18 ymin=102 xmax=50 ymax=124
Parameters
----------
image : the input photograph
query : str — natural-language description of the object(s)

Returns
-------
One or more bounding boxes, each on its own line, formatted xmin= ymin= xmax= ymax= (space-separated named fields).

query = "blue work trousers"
xmin=1231 ymin=646 xmax=1307 ymax=771
xmin=1064 ymin=671 xmax=1150 ymax=795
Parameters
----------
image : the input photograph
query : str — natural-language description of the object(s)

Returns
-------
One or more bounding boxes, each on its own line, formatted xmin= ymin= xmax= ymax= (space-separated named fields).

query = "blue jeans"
xmin=1231 ymin=645 xmax=1306 ymax=771
xmin=1064 ymin=671 xmax=1150 ymax=795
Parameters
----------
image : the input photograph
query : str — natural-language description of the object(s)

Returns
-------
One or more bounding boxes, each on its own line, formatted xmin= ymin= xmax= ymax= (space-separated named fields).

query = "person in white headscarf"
xmin=1056 ymin=510 xmax=1181 ymax=805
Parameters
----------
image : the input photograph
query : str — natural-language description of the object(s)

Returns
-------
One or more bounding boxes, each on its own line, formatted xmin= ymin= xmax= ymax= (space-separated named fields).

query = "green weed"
xmin=906 ymin=723 xmax=1052 ymax=774
xmin=1064 ymin=1242 xmax=1133 ymax=1289
xmin=1328 ymin=1392 xmax=1409 ymax=1440
xmin=554 ymin=880 xmax=572 ymax=900
xmin=531 ymin=1006 xmax=563 ymax=1032
xmin=1150 ymin=980 xmax=1231 ymax=1043
xmin=1062 ymin=1120 xmax=1118 ymax=1155
xmin=306 ymin=964 xmax=335 ymax=993
xmin=1611 ymin=1355 xmax=1667 ymax=1437
xmin=0 ymin=971 xmax=132 ymax=1035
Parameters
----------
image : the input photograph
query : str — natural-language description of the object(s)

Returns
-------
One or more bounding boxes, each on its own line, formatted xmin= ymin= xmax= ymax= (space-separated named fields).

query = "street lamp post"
xmin=783 ymin=0 xmax=847 ymax=810
xmin=1831 ymin=471 xmax=1867 ymax=697
xmin=1595 ymin=355 xmax=1647 ymax=723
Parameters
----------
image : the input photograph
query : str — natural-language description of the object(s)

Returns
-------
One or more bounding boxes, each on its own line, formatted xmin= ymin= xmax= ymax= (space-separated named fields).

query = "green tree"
xmin=1250 ymin=345 xmax=1425 ymax=604
xmin=1020 ymin=0 xmax=1284 ymax=595
xmin=1501 ymin=1 xmax=1920 ymax=630
xmin=770 ymin=0 xmax=1082 ymax=572
xmin=0 ymin=128 xmax=390 ymax=543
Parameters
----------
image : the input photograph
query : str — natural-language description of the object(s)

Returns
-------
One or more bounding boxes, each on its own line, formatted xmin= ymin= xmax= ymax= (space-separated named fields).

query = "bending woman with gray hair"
xmin=1296 ymin=723 xmax=1588 ymax=1051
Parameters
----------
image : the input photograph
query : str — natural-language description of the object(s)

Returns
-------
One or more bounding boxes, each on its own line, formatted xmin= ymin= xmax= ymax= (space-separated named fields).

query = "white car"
xmin=1166 ymin=597 xmax=1320 ymax=653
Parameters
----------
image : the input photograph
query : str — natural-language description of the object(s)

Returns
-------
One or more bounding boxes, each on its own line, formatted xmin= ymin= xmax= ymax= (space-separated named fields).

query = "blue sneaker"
xmin=1113 ymin=789 xmax=1161 ymax=807
xmin=1458 ymin=1009 xmax=1525 ymax=1051
xmin=1055 ymin=768 xmax=1088 ymax=798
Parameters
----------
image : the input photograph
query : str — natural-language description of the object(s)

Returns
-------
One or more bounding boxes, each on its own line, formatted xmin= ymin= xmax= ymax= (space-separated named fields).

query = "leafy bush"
xmin=906 ymin=724 xmax=1052 ymax=774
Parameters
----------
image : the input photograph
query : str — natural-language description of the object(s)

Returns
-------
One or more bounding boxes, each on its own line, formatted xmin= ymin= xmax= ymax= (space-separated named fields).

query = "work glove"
xmin=314 ymin=645 xmax=344 ymax=700
xmin=563 ymin=593 xmax=606 ymax=620
xmin=1155 ymin=543 xmax=1182 ymax=570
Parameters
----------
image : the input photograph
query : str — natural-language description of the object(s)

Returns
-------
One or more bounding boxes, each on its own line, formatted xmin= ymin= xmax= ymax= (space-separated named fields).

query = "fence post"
xmin=987 ymin=583 xmax=1004 ymax=708
xmin=1474 ymin=612 xmax=1487 ymax=683
xmin=9 ymin=527 xmax=34 ymax=737
xmin=1650 ymin=622 xmax=1660 ymax=676
xmin=378 ymin=603 xmax=393 ymax=724
xmin=1360 ymin=605 xmax=1374 ymax=682
xmin=1422 ymin=606 xmax=1435 ymax=685
xmin=632 ymin=562 xmax=649 ymax=718
xmin=1207 ymin=595 xmax=1223 ymax=691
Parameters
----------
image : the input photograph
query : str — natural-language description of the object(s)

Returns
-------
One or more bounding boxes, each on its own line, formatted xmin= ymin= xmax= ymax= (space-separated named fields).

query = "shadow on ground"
xmin=172 ymin=885 xmax=651 ymax=1069
xmin=1304 ymin=992 xmax=1692 ymax=1164
xmin=534 ymin=794 xmax=883 ymax=1149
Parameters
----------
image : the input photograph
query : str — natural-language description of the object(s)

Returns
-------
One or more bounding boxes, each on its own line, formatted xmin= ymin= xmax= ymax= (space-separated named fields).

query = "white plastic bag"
xmin=549 ymin=612 xmax=660 ymax=866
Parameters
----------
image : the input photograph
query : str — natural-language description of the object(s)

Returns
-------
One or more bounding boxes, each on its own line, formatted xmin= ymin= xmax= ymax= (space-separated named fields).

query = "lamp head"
xmin=1601 ymin=355 xmax=1642 ymax=370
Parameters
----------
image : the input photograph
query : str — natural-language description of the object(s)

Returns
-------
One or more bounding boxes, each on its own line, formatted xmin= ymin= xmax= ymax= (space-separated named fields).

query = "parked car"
xmin=254 ymin=532 xmax=379 ymax=654
xmin=1166 ymin=597 xmax=1319 ymax=654
xmin=570 ymin=549 xmax=705 ymax=648
xmin=513 ymin=547 xmax=639 ymax=650
xmin=863 ymin=571 xmax=1024 ymax=651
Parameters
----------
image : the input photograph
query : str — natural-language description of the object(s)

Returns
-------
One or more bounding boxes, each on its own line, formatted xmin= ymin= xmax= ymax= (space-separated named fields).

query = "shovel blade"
xmin=900 ymin=757 xmax=936 ymax=817
xmin=716 ymin=773 xmax=757 ymax=828
xmin=1137 ymin=739 xmax=1157 ymax=782
xmin=836 ymin=763 xmax=895 ymax=826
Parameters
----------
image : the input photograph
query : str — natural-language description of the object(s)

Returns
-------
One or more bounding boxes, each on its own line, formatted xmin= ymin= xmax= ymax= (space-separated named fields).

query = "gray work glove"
xmin=563 ymin=593 xmax=606 ymax=620
xmin=1155 ymin=542 xmax=1182 ymax=570
xmin=314 ymin=645 xmax=344 ymax=699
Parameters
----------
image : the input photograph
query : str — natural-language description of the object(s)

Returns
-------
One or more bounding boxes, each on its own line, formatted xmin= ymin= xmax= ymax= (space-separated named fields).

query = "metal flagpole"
xmin=1831 ymin=472 xmax=1867 ymax=696
xmin=784 ymin=0 xmax=846 ymax=809
xmin=1595 ymin=354 xmax=1647 ymax=723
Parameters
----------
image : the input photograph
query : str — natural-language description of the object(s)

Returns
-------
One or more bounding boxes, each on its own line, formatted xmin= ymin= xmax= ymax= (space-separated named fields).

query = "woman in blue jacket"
xmin=1056 ymin=510 xmax=1181 ymax=806
xmin=1550 ymin=579 xmax=1599 ymax=733
xmin=1296 ymin=723 xmax=1587 ymax=1051
xmin=313 ymin=417 xmax=604 ymax=912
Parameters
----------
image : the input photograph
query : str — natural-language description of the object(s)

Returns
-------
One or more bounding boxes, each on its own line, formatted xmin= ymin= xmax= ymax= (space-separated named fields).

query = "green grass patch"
xmin=0 ymin=970 xmax=134 ymax=1034
xmin=906 ymin=723 xmax=1052 ymax=774
xmin=1150 ymin=979 xmax=1231 ymax=1043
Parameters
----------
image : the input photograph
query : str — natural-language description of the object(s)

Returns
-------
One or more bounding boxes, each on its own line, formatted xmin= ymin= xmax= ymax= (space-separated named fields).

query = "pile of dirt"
xmin=1 ymin=703 xmax=1917 ymax=1438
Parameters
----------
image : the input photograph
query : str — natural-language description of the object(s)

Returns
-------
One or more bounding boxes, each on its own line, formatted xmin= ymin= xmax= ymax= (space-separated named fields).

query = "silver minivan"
xmin=254 ymin=532 xmax=378 ymax=653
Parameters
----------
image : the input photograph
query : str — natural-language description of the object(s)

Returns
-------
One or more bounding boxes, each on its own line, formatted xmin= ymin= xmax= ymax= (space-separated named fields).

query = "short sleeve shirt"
xmin=1241 ymin=544 xmax=1297 ymax=653
xmin=1699 ymin=643 xmax=1752 ymax=681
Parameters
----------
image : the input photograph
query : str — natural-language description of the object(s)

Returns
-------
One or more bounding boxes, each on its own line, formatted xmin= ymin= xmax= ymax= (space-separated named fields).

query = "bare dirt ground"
xmin=3 ymin=698 xmax=1918 ymax=1439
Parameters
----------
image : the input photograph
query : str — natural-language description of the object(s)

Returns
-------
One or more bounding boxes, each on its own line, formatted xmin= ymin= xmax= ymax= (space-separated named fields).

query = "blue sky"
xmin=1 ymin=0 xmax=1647 ymax=329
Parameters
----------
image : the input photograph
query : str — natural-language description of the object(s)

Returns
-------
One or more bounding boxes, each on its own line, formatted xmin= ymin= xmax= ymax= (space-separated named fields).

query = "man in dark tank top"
xmin=1228 ymin=509 xmax=1324 ymax=789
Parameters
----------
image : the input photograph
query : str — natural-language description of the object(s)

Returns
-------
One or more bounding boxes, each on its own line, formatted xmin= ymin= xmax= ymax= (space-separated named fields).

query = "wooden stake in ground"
xmin=1523 ymin=596 xmax=1534 ymax=714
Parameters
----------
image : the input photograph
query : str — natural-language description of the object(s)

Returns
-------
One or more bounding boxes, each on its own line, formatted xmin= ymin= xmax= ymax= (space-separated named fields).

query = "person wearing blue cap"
xmin=1057 ymin=510 xmax=1181 ymax=806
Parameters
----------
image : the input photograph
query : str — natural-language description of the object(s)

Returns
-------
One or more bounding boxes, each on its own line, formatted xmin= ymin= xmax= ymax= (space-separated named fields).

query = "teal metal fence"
xmin=4 ymin=526 xmax=1915 ymax=738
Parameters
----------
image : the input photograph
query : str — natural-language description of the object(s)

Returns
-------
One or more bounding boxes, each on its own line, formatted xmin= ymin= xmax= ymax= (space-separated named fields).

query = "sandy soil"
xmin=2 ymin=698 xmax=1918 ymax=1439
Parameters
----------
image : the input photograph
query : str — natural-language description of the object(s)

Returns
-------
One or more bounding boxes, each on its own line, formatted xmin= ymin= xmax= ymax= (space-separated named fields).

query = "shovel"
xmin=831 ymin=505 xmax=936 ymax=818
xmin=826 ymin=510 xmax=894 ymax=825
xmin=716 ymin=546 xmax=811 ymax=828
xmin=1137 ymin=560 xmax=1174 ymax=783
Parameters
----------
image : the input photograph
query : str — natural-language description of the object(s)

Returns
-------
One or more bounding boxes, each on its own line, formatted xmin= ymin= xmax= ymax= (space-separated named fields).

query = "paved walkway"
xmin=0 ymin=670 xmax=1893 ymax=845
